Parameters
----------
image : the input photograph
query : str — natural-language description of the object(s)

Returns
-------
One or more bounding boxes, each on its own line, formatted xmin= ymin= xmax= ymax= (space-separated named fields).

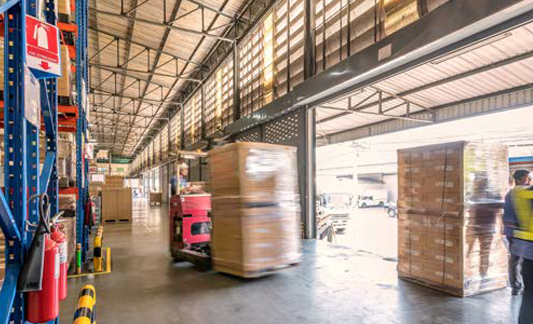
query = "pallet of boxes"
xmin=208 ymin=142 xmax=301 ymax=278
xmin=150 ymin=192 xmax=163 ymax=205
xmin=397 ymin=141 xmax=510 ymax=297
xmin=101 ymin=176 xmax=132 ymax=223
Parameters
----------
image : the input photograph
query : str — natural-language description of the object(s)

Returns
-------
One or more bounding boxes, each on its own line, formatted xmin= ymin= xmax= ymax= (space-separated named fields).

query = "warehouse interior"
xmin=2 ymin=0 xmax=533 ymax=323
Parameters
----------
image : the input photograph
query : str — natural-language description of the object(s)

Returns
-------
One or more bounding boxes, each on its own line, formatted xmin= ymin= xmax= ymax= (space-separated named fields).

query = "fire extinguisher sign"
xmin=25 ymin=15 xmax=62 ymax=78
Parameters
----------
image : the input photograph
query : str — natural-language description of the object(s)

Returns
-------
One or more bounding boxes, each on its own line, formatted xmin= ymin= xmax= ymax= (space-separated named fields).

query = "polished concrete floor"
xmin=59 ymin=200 xmax=523 ymax=324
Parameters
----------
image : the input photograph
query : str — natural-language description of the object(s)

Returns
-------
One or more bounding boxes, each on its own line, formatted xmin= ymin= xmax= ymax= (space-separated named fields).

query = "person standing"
xmin=504 ymin=170 xmax=532 ymax=295
xmin=504 ymin=169 xmax=533 ymax=324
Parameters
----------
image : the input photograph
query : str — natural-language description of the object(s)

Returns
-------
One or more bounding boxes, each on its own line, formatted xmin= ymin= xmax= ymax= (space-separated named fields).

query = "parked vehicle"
xmin=318 ymin=192 xmax=353 ymax=233
xmin=357 ymin=189 xmax=388 ymax=208
xmin=387 ymin=201 xmax=397 ymax=218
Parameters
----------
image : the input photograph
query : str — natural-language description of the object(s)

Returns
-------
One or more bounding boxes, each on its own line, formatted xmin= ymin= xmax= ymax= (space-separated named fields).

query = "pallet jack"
xmin=168 ymin=150 xmax=213 ymax=270
xmin=169 ymin=193 xmax=212 ymax=270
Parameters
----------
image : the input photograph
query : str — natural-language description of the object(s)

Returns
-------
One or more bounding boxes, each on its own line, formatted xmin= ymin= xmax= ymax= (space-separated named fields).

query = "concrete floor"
xmin=59 ymin=200 xmax=523 ymax=324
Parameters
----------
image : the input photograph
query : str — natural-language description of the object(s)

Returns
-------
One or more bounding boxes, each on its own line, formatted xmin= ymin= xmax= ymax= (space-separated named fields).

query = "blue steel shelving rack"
xmin=76 ymin=0 xmax=89 ymax=260
xmin=0 ymin=0 xmax=88 ymax=320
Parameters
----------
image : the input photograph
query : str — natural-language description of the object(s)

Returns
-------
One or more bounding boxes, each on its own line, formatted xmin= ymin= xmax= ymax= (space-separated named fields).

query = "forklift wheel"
xmin=171 ymin=251 xmax=184 ymax=263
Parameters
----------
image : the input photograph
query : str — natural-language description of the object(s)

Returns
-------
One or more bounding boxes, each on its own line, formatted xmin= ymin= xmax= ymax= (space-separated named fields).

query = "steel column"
xmin=299 ymin=107 xmax=316 ymax=239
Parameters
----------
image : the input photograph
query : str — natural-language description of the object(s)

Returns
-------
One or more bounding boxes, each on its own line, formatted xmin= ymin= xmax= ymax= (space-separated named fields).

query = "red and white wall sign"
xmin=25 ymin=15 xmax=61 ymax=78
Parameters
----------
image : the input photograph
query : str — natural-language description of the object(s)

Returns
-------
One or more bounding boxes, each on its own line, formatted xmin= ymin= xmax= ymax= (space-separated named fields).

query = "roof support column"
xmin=232 ymin=42 xmax=241 ymax=121
xmin=304 ymin=0 xmax=315 ymax=80
xmin=299 ymin=106 xmax=316 ymax=239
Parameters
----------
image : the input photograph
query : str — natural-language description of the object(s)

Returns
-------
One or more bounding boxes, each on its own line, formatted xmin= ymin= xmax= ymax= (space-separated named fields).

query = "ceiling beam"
xmin=319 ymin=105 xmax=433 ymax=123
xmin=89 ymin=27 xmax=204 ymax=66
xmin=90 ymin=89 xmax=182 ymax=106
xmin=91 ymin=107 xmax=169 ymax=120
xmin=92 ymin=8 xmax=235 ymax=42
xmin=121 ymin=0 xmax=184 ymax=155
xmin=90 ymin=63 xmax=201 ymax=82
xmin=90 ymin=66 xmax=174 ymax=89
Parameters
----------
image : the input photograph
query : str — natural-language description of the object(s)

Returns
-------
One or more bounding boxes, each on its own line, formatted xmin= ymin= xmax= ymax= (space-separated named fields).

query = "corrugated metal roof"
xmin=317 ymin=21 xmax=533 ymax=138
xmin=89 ymin=0 xmax=250 ymax=155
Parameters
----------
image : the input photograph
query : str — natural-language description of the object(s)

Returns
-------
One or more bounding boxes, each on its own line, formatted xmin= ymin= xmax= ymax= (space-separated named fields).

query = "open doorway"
xmin=315 ymin=105 xmax=533 ymax=262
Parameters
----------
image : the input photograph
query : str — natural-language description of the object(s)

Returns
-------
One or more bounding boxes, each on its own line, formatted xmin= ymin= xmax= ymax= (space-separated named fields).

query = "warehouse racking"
xmin=0 ymin=0 xmax=88 ymax=321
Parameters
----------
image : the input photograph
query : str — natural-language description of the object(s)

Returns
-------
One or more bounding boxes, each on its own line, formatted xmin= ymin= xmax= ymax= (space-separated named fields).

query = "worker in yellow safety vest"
xmin=504 ymin=169 xmax=533 ymax=324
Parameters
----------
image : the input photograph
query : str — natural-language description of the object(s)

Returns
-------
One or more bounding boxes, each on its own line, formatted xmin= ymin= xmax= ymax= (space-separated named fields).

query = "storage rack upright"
xmin=0 ymin=0 xmax=89 ymax=321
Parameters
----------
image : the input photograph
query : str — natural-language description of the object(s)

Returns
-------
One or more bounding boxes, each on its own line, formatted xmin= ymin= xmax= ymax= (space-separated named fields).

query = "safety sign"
xmin=25 ymin=15 xmax=62 ymax=78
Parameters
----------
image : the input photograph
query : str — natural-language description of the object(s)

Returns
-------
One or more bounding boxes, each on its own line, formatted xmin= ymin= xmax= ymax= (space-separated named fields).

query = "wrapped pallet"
xmin=398 ymin=141 xmax=509 ymax=296
xmin=101 ymin=188 xmax=132 ymax=223
xmin=56 ymin=216 xmax=76 ymax=269
xmin=209 ymin=142 xmax=301 ymax=278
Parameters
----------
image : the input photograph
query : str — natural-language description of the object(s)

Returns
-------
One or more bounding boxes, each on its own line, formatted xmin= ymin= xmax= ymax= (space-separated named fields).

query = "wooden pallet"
xmin=103 ymin=218 xmax=131 ymax=224
xmin=399 ymin=274 xmax=507 ymax=298
xmin=214 ymin=262 xmax=300 ymax=279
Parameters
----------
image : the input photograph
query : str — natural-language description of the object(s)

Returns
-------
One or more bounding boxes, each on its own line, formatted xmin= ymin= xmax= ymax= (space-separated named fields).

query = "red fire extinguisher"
xmin=26 ymin=234 xmax=59 ymax=323
xmin=51 ymin=224 xmax=68 ymax=300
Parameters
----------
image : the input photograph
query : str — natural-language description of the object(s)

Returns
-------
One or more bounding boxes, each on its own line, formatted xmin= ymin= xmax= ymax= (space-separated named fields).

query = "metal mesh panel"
xmin=235 ymin=128 xmax=261 ymax=142
xmin=264 ymin=111 xmax=300 ymax=145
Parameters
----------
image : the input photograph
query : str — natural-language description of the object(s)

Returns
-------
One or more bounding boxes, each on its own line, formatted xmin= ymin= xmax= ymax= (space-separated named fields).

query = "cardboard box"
xmin=89 ymin=185 xmax=101 ymax=197
xmin=58 ymin=45 xmax=71 ymax=97
xmin=104 ymin=175 xmax=124 ymax=188
xmin=209 ymin=143 xmax=301 ymax=277
xmin=101 ymin=188 xmax=132 ymax=222
xmin=58 ymin=0 xmax=71 ymax=21
xmin=397 ymin=142 xmax=509 ymax=297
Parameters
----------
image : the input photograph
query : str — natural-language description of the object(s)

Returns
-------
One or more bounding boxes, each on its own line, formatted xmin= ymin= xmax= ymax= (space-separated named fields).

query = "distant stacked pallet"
xmin=209 ymin=143 xmax=301 ymax=278
xmin=397 ymin=141 xmax=509 ymax=297
xmin=150 ymin=192 xmax=162 ymax=205
xmin=101 ymin=176 xmax=132 ymax=223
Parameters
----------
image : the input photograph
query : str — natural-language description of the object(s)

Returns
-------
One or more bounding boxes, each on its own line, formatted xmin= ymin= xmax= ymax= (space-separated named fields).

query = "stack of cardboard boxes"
xmin=150 ymin=192 xmax=163 ymax=205
xmin=209 ymin=143 xmax=301 ymax=278
xmin=101 ymin=175 xmax=133 ymax=223
xmin=38 ymin=133 xmax=76 ymax=187
xmin=397 ymin=141 xmax=509 ymax=296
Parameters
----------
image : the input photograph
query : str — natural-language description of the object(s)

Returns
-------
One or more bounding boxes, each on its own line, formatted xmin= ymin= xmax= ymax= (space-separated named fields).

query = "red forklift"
xmin=168 ymin=151 xmax=213 ymax=270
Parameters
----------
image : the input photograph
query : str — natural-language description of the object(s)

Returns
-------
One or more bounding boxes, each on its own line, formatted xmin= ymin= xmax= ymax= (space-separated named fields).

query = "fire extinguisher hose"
xmin=73 ymin=284 xmax=96 ymax=324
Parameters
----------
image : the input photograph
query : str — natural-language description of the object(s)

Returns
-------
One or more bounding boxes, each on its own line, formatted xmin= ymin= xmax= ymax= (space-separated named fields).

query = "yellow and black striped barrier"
xmin=73 ymin=284 xmax=96 ymax=324
xmin=94 ymin=226 xmax=104 ymax=272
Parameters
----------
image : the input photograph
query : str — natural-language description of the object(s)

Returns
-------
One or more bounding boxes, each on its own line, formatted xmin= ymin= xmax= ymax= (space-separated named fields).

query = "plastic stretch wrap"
xmin=397 ymin=141 xmax=509 ymax=297
xmin=209 ymin=142 xmax=301 ymax=277
xmin=58 ymin=194 xmax=77 ymax=211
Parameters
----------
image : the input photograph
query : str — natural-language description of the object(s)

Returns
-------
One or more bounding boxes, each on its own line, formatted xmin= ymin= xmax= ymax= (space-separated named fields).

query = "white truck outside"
xmin=357 ymin=189 xmax=388 ymax=208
